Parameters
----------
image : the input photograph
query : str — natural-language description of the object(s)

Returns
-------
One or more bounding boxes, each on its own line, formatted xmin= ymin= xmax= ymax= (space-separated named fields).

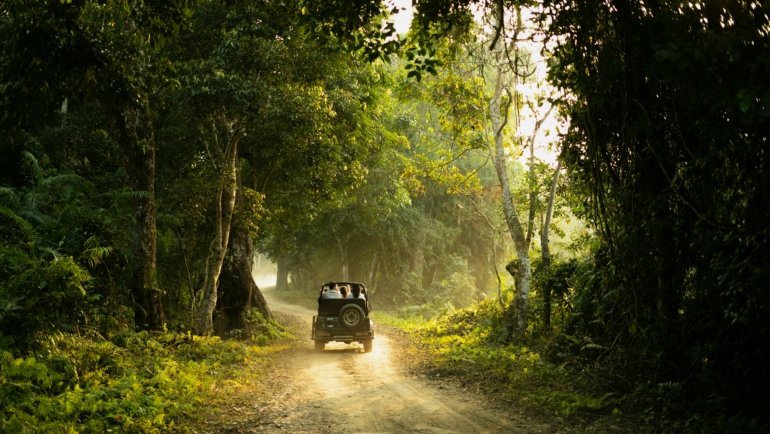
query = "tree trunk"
xmin=194 ymin=139 xmax=239 ymax=336
xmin=412 ymin=201 xmax=433 ymax=287
xmin=524 ymin=102 xmax=554 ymax=250
xmin=341 ymin=261 xmax=349 ymax=281
xmin=368 ymin=251 xmax=378 ymax=286
xmin=541 ymin=160 xmax=561 ymax=329
xmin=335 ymin=233 xmax=349 ymax=281
xmin=526 ymin=130 xmax=536 ymax=248
xmin=216 ymin=224 xmax=263 ymax=334
xmin=173 ymin=229 xmax=196 ymax=326
xmin=376 ymin=251 xmax=387 ymax=295
xmin=275 ymin=258 xmax=289 ymax=291
xmin=103 ymin=102 xmax=164 ymax=330
xmin=492 ymin=236 xmax=505 ymax=309
xmin=371 ymin=250 xmax=381 ymax=295
xmin=216 ymin=164 xmax=273 ymax=335
xmin=487 ymin=12 xmax=531 ymax=338
xmin=411 ymin=229 xmax=427 ymax=285
xmin=291 ymin=267 xmax=303 ymax=291
xmin=251 ymin=282 xmax=273 ymax=318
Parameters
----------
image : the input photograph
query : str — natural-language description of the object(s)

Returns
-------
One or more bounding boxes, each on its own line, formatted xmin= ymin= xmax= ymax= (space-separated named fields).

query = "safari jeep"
xmin=311 ymin=282 xmax=374 ymax=352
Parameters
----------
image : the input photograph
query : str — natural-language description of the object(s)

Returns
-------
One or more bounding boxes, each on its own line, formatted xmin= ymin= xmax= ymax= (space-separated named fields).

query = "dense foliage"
xmin=1 ymin=0 xmax=768 ymax=430
xmin=544 ymin=0 xmax=770 ymax=424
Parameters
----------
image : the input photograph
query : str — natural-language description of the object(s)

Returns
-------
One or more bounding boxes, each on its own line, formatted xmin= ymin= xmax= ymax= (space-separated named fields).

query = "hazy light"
xmin=388 ymin=0 xmax=414 ymax=35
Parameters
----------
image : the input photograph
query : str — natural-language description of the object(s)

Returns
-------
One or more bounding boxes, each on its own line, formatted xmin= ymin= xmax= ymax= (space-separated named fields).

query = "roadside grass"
xmin=0 ymin=312 xmax=292 ymax=433
xmin=372 ymin=301 xmax=625 ymax=421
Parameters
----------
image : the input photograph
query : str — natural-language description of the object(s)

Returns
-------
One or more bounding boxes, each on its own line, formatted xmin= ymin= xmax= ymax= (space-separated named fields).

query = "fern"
xmin=40 ymin=173 xmax=87 ymax=189
xmin=39 ymin=247 xmax=62 ymax=261
xmin=107 ymin=189 xmax=153 ymax=200
xmin=0 ymin=187 xmax=20 ymax=208
xmin=15 ymin=208 xmax=50 ymax=225
xmin=80 ymin=236 xmax=113 ymax=268
xmin=0 ymin=206 xmax=37 ymax=240
xmin=22 ymin=151 xmax=46 ymax=184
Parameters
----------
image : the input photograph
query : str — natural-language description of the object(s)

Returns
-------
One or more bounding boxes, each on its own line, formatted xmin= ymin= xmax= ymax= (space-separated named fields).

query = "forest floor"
xmin=196 ymin=288 xmax=645 ymax=434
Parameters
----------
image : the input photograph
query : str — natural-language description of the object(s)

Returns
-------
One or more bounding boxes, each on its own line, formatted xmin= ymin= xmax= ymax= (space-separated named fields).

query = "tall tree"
xmin=0 ymin=0 xmax=192 ymax=329
xmin=192 ymin=116 xmax=242 ymax=335
xmin=216 ymin=164 xmax=273 ymax=333
xmin=485 ymin=6 xmax=533 ymax=337
xmin=540 ymin=159 xmax=560 ymax=328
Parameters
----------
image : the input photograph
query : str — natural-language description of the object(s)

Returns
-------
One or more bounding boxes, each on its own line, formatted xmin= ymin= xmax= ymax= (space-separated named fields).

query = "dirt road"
xmin=252 ymin=290 xmax=553 ymax=434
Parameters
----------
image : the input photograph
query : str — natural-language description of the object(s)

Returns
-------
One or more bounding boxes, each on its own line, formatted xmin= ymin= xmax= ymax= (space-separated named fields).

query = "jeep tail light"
xmin=316 ymin=331 xmax=330 ymax=336
xmin=355 ymin=332 xmax=370 ymax=337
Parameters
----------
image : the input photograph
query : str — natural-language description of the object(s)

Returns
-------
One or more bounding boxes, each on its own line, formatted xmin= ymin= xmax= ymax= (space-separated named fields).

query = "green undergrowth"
xmin=373 ymin=301 xmax=623 ymax=420
xmin=0 ymin=312 xmax=291 ymax=433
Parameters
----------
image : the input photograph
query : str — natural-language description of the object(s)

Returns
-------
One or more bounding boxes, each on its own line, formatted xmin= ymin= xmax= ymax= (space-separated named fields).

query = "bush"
xmin=0 ymin=328 xmax=285 ymax=433
xmin=0 ymin=249 xmax=94 ymax=343
xmin=384 ymin=298 xmax=620 ymax=417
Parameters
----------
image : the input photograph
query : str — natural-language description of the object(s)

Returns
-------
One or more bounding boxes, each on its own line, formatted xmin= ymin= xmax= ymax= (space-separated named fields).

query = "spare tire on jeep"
xmin=339 ymin=303 xmax=366 ymax=331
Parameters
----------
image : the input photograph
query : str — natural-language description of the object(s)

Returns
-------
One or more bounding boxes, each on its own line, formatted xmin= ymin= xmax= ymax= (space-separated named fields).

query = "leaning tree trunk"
xmin=487 ymin=12 xmax=531 ymax=338
xmin=251 ymin=282 xmax=272 ymax=319
xmin=103 ymin=101 xmax=164 ymax=330
xmin=215 ymin=165 xmax=273 ymax=335
xmin=194 ymin=139 xmax=239 ymax=336
xmin=541 ymin=160 xmax=561 ymax=329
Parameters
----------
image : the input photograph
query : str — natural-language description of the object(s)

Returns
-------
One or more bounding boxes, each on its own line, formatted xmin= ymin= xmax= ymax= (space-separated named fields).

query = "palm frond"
xmin=41 ymin=173 xmax=87 ymax=188
xmin=40 ymin=247 xmax=62 ymax=261
xmin=82 ymin=247 xmax=114 ymax=268
xmin=105 ymin=188 xmax=153 ymax=201
xmin=22 ymin=151 xmax=46 ymax=184
xmin=0 ymin=245 xmax=33 ymax=266
xmin=24 ymin=191 xmax=43 ymax=213
xmin=81 ymin=235 xmax=114 ymax=268
xmin=124 ymin=189 xmax=153 ymax=200
xmin=84 ymin=235 xmax=102 ymax=249
xmin=16 ymin=208 xmax=51 ymax=225
xmin=0 ymin=297 xmax=25 ymax=322
xmin=0 ymin=187 xmax=20 ymax=208
xmin=0 ymin=206 xmax=37 ymax=239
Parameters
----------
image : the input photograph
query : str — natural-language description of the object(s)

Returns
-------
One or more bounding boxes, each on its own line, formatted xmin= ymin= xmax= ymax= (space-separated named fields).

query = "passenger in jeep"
xmin=321 ymin=283 xmax=342 ymax=299
xmin=346 ymin=283 xmax=365 ymax=299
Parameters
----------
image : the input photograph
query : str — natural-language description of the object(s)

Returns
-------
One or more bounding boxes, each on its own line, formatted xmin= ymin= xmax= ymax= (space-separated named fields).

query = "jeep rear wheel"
xmin=339 ymin=304 xmax=366 ymax=330
xmin=314 ymin=340 xmax=325 ymax=351
xmin=363 ymin=339 xmax=372 ymax=353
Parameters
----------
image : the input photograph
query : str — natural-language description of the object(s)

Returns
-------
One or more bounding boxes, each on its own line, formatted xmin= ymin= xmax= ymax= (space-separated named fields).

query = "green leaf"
xmin=737 ymin=89 xmax=752 ymax=113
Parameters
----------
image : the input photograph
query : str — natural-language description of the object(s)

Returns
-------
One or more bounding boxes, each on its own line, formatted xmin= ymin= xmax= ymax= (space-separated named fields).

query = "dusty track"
xmin=252 ymin=290 xmax=554 ymax=434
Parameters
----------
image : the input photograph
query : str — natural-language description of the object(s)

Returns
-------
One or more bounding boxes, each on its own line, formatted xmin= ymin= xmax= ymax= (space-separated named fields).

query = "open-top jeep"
xmin=311 ymin=282 xmax=374 ymax=352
